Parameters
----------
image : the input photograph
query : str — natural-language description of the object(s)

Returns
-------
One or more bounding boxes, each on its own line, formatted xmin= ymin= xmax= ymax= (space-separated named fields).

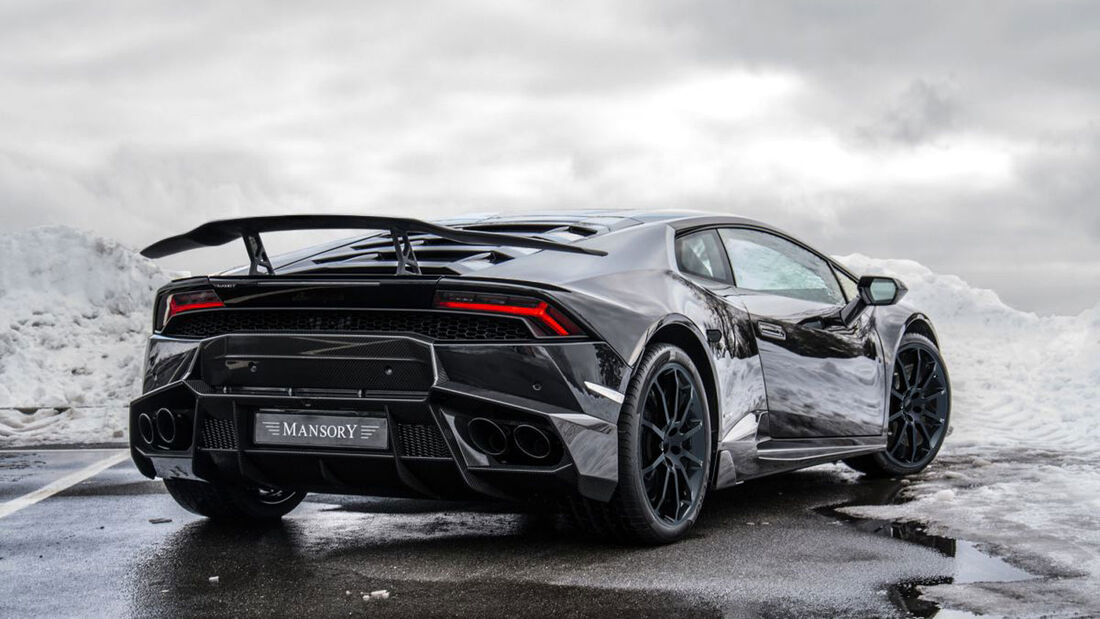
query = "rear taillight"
xmin=162 ymin=289 xmax=223 ymax=328
xmin=434 ymin=291 xmax=582 ymax=337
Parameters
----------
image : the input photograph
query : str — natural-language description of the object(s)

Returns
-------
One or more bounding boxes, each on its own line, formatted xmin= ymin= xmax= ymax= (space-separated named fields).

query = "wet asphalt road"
xmin=0 ymin=449 xmax=956 ymax=618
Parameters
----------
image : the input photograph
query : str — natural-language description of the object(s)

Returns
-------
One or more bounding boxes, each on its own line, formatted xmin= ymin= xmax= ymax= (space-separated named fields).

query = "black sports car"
xmin=130 ymin=211 xmax=950 ymax=544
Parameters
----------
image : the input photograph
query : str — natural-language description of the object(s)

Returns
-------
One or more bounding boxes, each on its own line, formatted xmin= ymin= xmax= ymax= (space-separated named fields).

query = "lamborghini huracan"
xmin=130 ymin=211 xmax=950 ymax=544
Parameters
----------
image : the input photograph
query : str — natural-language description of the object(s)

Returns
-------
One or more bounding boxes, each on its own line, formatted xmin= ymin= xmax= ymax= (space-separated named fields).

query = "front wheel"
xmin=568 ymin=343 xmax=712 ymax=545
xmin=164 ymin=478 xmax=305 ymax=520
xmin=846 ymin=333 xmax=951 ymax=477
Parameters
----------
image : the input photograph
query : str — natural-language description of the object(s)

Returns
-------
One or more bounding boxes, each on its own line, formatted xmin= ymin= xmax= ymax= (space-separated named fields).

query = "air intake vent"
xmin=395 ymin=423 xmax=451 ymax=459
xmin=199 ymin=417 xmax=238 ymax=450
xmin=302 ymin=222 xmax=601 ymax=273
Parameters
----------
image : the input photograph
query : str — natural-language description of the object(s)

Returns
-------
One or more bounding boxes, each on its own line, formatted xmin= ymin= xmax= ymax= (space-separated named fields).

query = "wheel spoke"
xmin=920 ymin=367 xmax=938 ymax=390
xmin=890 ymin=429 xmax=907 ymax=457
xmin=652 ymin=381 xmax=671 ymax=426
xmin=656 ymin=463 xmax=671 ymax=509
xmin=682 ymin=450 xmax=704 ymax=467
xmin=908 ymin=424 xmax=919 ymax=462
xmin=642 ymin=455 xmax=664 ymax=475
xmin=671 ymin=464 xmax=682 ymax=519
xmin=897 ymin=362 xmax=911 ymax=391
xmin=641 ymin=419 xmax=666 ymax=440
xmin=676 ymin=462 xmax=695 ymax=512
xmin=911 ymin=350 xmax=923 ymax=388
xmin=891 ymin=388 xmax=906 ymax=401
xmin=916 ymin=421 xmax=933 ymax=445
xmin=920 ymin=410 xmax=945 ymax=426
xmin=889 ymin=410 xmax=905 ymax=422
xmin=670 ymin=371 xmax=681 ymax=427
xmin=922 ymin=387 xmax=947 ymax=401
xmin=671 ymin=458 xmax=692 ymax=499
xmin=680 ymin=421 xmax=703 ymax=441
xmin=675 ymin=390 xmax=696 ymax=429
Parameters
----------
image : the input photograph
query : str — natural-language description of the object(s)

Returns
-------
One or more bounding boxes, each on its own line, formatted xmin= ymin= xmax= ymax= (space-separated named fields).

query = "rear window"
xmin=675 ymin=230 xmax=732 ymax=283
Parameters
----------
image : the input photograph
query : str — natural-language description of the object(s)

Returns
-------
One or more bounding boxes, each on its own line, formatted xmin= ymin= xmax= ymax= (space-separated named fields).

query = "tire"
xmin=568 ymin=343 xmax=713 ymax=545
xmin=845 ymin=333 xmax=951 ymax=477
xmin=163 ymin=478 xmax=305 ymax=520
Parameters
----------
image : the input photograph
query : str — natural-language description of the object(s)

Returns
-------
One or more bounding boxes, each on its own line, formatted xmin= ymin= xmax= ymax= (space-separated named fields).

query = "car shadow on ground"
xmin=128 ymin=467 xmax=934 ymax=617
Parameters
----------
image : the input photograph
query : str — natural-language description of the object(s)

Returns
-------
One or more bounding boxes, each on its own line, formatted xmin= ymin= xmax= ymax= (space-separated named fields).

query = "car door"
xmin=716 ymin=227 xmax=885 ymax=438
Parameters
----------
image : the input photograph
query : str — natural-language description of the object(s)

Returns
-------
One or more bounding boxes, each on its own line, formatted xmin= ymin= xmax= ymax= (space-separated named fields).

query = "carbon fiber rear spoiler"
xmin=141 ymin=214 xmax=607 ymax=275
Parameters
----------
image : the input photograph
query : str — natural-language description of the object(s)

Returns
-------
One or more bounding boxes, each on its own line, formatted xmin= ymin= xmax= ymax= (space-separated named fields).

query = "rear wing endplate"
xmin=140 ymin=214 xmax=606 ymax=275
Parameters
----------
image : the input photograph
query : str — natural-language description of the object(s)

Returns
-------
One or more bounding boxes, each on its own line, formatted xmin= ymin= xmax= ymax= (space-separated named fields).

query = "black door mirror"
xmin=859 ymin=276 xmax=907 ymax=306
xmin=840 ymin=276 xmax=907 ymax=325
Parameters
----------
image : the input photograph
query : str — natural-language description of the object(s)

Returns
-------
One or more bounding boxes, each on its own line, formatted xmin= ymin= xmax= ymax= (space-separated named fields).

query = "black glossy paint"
xmin=132 ymin=210 xmax=945 ymax=508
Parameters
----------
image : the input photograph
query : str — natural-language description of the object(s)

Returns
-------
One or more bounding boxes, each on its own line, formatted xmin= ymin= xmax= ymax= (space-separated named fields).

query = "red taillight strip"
xmin=164 ymin=290 xmax=224 ymax=326
xmin=170 ymin=300 xmax=223 ymax=314
xmin=435 ymin=300 xmax=574 ymax=336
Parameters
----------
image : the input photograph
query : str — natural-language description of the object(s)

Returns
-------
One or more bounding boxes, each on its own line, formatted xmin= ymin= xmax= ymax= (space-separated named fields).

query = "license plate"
xmin=253 ymin=411 xmax=388 ymax=449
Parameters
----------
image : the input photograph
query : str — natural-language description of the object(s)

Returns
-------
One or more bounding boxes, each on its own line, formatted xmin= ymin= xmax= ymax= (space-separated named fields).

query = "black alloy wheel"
xmin=639 ymin=363 xmax=708 ymax=525
xmin=566 ymin=343 xmax=712 ymax=545
xmin=845 ymin=333 xmax=951 ymax=477
xmin=884 ymin=341 xmax=950 ymax=467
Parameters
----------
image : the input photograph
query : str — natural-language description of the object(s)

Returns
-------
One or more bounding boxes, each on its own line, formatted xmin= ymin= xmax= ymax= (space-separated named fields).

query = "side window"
xmin=836 ymin=268 xmax=859 ymax=302
xmin=718 ymin=228 xmax=844 ymax=305
xmin=675 ymin=230 xmax=732 ymax=283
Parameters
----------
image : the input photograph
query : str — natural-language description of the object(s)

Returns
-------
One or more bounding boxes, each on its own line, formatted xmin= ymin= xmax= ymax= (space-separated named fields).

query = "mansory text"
xmin=131 ymin=211 xmax=950 ymax=543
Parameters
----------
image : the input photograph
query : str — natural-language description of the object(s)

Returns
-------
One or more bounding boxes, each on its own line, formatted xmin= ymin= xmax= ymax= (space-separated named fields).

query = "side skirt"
xmin=714 ymin=435 xmax=886 ymax=488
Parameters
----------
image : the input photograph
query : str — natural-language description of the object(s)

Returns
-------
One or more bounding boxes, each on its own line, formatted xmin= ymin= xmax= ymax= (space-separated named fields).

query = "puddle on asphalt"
xmin=820 ymin=484 xmax=1039 ymax=618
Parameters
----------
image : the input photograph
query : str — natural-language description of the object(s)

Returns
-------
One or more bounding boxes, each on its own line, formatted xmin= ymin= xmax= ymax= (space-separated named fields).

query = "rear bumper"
xmin=130 ymin=333 xmax=630 ymax=502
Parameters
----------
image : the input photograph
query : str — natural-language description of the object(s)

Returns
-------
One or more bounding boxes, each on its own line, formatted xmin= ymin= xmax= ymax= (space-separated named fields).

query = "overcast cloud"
xmin=1 ymin=0 xmax=1097 ymax=314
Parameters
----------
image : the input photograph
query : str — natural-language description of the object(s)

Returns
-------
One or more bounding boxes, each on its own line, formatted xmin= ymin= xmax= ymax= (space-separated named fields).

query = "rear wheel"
xmin=163 ymin=478 xmax=305 ymax=520
xmin=568 ymin=343 xmax=712 ymax=544
xmin=846 ymin=333 xmax=950 ymax=477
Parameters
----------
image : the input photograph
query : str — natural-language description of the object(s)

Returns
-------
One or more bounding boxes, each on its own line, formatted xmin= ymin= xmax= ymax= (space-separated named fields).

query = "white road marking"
xmin=0 ymin=449 xmax=129 ymax=520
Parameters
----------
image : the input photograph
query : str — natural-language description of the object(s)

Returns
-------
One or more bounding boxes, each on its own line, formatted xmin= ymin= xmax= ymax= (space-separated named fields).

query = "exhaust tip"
xmin=513 ymin=424 xmax=552 ymax=461
xmin=155 ymin=408 xmax=177 ymax=445
xmin=467 ymin=417 xmax=508 ymax=456
xmin=137 ymin=413 xmax=155 ymax=445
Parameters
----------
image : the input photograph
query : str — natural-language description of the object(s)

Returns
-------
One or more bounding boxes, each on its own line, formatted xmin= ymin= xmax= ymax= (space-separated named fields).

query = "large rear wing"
xmin=141 ymin=214 xmax=607 ymax=275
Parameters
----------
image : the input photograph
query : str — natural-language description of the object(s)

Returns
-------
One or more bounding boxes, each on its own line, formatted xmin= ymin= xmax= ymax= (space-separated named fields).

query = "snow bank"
xmin=0 ymin=226 xmax=178 ymax=445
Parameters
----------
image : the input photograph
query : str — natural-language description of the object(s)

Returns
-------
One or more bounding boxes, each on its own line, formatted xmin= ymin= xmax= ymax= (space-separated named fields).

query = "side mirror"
xmin=840 ymin=276 xmax=907 ymax=325
xmin=859 ymin=276 xmax=907 ymax=306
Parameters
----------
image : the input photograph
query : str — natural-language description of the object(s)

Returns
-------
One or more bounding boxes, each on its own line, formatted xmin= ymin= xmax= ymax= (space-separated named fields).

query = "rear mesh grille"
xmin=395 ymin=423 xmax=451 ymax=459
xmin=199 ymin=417 xmax=238 ymax=450
xmin=163 ymin=309 xmax=532 ymax=341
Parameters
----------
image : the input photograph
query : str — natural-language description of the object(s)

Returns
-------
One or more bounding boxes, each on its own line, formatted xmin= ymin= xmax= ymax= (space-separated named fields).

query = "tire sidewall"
xmin=618 ymin=344 xmax=712 ymax=542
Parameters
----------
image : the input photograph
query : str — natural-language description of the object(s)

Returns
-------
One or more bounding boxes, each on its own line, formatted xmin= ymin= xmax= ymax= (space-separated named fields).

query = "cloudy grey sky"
xmin=1 ymin=1 xmax=1097 ymax=314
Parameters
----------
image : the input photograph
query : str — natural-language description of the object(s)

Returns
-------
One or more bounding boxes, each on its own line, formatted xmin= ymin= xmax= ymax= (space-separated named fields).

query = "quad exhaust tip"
xmin=137 ymin=413 xmax=155 ymax=445
xmin=467 ymin=417 xmax=508 ymax=456
xmin=513 ymin=424 xmax=552 ymax=461
xmin=155 ymin=408 xmax=177 ymax=445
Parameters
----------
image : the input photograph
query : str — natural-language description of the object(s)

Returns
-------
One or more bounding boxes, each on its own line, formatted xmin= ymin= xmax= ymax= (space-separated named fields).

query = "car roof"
xmin=429 ymin=209 xmax=767 ymax=227
xmin=268 ymin=209 xmax=790 ymax=276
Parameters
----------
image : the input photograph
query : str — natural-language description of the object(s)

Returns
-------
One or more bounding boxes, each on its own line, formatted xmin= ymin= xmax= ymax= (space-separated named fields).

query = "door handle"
xmin=757 ymin=321 xmax=786 ymax=341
